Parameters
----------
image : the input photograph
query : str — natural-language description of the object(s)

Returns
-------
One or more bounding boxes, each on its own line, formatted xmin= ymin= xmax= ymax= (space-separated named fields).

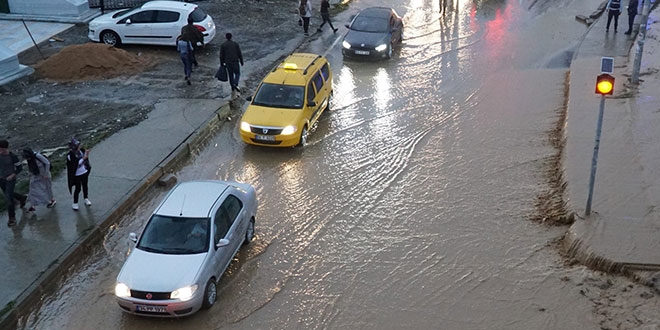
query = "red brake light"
xmin=194 ymin=24 xmax=206 ymax=33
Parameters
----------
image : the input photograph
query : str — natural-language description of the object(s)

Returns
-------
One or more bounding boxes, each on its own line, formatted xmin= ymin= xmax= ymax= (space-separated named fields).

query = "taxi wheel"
xmin=297 ymin=126 xmax=308 ymax=147
xmin=201 ymin=278 xmax=217 ymax=309
xmin=244 ymin=218 xmax=255 ymax=245
xmin=386 ymin=43 xmax=393 ymax=59
xmin=101 ymin=31 xmax=121 ymax=46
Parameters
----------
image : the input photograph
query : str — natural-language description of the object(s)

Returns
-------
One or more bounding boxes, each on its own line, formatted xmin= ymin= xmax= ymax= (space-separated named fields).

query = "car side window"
xmin=312 ymin=72 xmax=324 ymax=93
xmin=127 ymin=10 xmax=156 ymax=23
xmin=320 ymin=63 xmax=330 ymax=82
xmin=221 ymin=195 xmax=243 ymax=228
xmin=155 ymin=10 xmax=180 ymax=23
xmin=213 ymin=207 xmax=230 ymax=244
xmin=307 ymin=81 xmax=316 ymax=103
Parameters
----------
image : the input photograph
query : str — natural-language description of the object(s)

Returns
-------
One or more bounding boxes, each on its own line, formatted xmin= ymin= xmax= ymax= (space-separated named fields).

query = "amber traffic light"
xmin=595 ymin=73 xmax=614 ymax=95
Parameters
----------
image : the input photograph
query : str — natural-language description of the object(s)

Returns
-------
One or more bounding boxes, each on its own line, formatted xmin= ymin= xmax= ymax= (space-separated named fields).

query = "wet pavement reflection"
xmin=17 ymin=0 xmax=626 ymax=329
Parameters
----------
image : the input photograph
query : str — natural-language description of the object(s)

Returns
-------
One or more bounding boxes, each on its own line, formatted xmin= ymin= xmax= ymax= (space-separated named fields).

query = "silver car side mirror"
xmin=129 ymin=232 xmax=138 ymax=243
xmin=216 ymin=238 xmax=230 ymax=248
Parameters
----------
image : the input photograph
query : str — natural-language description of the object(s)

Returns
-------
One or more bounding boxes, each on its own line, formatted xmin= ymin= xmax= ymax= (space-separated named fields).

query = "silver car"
xmin=114 ymin=180 xmax=257 ymax=317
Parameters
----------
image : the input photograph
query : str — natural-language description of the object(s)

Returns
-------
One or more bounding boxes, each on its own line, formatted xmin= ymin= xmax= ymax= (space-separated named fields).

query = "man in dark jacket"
xmin=624 ymin=0 xmax=639 ymax=35
xmin=180 ymin=15 xmax=205 ymax=66
xmin=0 ymin=139 xmax=27 ymax=226
xmin=219 ymin=33 xmax=244 ymax=95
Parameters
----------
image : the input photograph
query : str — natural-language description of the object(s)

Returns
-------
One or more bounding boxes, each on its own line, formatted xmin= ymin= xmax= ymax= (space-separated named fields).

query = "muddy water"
xmin=18 ymin=0 xmax=633 ymax=329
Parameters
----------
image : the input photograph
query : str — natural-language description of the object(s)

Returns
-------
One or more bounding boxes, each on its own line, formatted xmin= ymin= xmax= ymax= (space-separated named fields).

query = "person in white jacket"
xmin=299 ymin=0 xmax=312 ymax=36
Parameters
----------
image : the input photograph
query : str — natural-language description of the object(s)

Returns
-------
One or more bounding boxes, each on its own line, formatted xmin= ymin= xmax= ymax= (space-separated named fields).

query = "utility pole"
xmin=631 ymin=0 xmax=652 ymax=84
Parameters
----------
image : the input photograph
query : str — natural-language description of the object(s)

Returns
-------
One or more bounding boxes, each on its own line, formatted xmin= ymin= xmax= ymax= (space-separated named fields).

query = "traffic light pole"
xmin=585 ymin=95 xmax=606 ymax=216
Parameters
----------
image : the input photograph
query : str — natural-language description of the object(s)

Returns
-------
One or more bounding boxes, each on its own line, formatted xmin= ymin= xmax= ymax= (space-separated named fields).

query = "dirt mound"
xmin=33 ymin=43 xmax=153 ymax=82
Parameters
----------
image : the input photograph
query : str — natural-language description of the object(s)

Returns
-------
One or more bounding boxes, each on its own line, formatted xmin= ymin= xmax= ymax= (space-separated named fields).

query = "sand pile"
xmin=34 ymin=43 xmax=153 ymax=82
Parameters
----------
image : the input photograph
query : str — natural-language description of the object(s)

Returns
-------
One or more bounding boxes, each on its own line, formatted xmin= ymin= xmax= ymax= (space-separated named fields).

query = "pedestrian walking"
xmin=219 ymin=32 xmax=244 ymax=97
xmin=176 ymin=35 xmax=194 ymax=85
xmin=317 ymin=0 xmax=338 ymax=33
xmin=606 ymin=0 xmax=622 ymax=32
xmin=624 ymin=0 xmax=639 ymax=35
xmin=66 ymin=138 xmax=92 ymax=211
xmin=0 ymin=139 xmax=27 ymax=226
xmin=22 ymin=148 xmax=56 ymax=212
xmin=299 ymin=0 xmax=312 ymax=36
xmin=180 ymin=15 xmax=205 ymax=66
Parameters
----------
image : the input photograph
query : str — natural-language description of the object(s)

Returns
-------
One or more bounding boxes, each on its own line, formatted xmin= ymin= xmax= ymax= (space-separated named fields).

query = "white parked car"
xmin=114 ymin=180 xmax=257 ymax=317
xmin=88 ymin=0 xmax=216 ymax=46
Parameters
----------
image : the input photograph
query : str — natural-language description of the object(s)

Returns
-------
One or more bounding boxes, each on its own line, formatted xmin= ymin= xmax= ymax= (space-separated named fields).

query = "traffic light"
xmin=595 ymin=73 xmax=614 ymax=95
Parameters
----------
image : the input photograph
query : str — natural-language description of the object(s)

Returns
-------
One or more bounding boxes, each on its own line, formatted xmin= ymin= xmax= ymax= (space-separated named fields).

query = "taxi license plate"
xmin=255 ymin=134 xmax=275 ymax=141
xmin=355 ymin=50 xmax=370 ymax=55
xmin=136 ymin=304 xmax=167 ymax=313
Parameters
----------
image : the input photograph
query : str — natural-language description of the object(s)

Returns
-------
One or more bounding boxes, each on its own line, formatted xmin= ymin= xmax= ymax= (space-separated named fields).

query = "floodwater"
xmin=18 ymin=0 xmax=644 ymax=329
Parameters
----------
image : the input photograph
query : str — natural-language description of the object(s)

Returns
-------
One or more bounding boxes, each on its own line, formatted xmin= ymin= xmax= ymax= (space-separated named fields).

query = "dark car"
xmin=341 ymin=7 xmax=404 ymax=60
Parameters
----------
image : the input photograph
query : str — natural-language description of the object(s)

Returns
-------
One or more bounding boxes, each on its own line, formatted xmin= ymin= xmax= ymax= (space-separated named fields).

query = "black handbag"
xmin=215 ymin=65 xmax=228 ymax=82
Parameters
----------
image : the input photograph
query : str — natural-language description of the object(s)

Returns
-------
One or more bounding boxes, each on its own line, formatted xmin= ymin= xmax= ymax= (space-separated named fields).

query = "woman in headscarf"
xmin=22 ymin=148 xmax=56 ymax=212
xmin=66 ymin=138 xmax=92 ymax=211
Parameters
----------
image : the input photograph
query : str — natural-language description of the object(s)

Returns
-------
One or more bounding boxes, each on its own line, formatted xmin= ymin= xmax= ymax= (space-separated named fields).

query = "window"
xmin=312 ymin=72 xmax=324 ymax=93
xmin=320 ymin=63 xmax=330 ymax=82
xmin=127 ymin=10 xmax=156 ymax=23
xmin=222 ymin=195 xmax=243 ymax=226
xmin=307 ymin=81 xmax=316 ymax=103
xmin=155 ymin=10 xmax=180 ymax=23
xmin=214 ymin=208 xmax=230 ymax=244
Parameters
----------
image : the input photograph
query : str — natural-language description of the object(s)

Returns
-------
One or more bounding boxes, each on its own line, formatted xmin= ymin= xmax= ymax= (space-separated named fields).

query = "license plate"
xmin=136 ymin=304 xmax=167 ymax=313
xmin=255 ymin=134 xmax=275 ymax=141
xmin=355 ymin=50 xmax=370 ymax=55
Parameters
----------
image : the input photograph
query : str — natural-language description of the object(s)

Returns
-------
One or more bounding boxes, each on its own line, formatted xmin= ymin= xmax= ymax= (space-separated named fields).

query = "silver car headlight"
xmin=240 ymin=121 xmax=251 ymax=132
xmin=115 ymin=282 xmax=131 ymax=298
xmin=342 ymin=40 xmax=352 ymax=49
xmin=375 ymin=43 xmax=387 ymax=52
xmin=171 ymin=284 xmax=198 ymax=301
xmin=281 ymin=125 xmax=297 ymax=135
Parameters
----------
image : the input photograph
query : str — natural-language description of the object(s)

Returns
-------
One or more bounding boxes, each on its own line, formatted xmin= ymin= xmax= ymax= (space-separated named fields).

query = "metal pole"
xmin=21 ymin=19 xmax=45 ymax=60
xmin=586 ymin=95 xmax=606 ymax=216
xmin=631 ymin=0 xmax=651 ymax=84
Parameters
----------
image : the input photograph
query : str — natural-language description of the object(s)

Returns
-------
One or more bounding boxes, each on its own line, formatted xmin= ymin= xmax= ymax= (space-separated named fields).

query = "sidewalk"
xmin=562 ymin=6 xmax=660 ymax=271
xmin=0 ymin=98 xmax=232 ymax=329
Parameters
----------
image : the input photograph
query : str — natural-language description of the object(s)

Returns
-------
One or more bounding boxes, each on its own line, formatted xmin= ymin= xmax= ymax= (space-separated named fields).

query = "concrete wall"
xmin=0 ymin=46 xmax=20 ymax=77
xmin=9 ymin=0 xmax=89 ymax=16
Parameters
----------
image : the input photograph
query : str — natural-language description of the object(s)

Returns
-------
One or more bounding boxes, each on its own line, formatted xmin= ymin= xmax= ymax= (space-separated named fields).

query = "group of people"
xmin=1 ymin=138 xmax=93 ymax=227
xmin=605 ymin=0 xmax=639 ymax=35
xmin=299 ymin=0 xmax=338 ymax=36
xmin=176 ymin=14 xmax=244 ymax=98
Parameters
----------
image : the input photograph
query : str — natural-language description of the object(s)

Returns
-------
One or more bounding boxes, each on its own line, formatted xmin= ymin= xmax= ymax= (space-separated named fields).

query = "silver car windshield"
xmin=252 ymin=83 xmax=304 ymax=109
xmin=137 ymin=215 xmax=210 ymax=254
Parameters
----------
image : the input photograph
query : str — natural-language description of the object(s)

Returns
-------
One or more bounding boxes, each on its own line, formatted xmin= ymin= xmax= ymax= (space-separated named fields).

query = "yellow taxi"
xmin=239 ymin=53 xmax=333 ymax=147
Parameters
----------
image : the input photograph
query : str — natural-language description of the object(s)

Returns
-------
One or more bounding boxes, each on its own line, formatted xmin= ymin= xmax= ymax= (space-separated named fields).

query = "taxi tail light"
xmin=195 ymin=25 xmax=207 ymax=33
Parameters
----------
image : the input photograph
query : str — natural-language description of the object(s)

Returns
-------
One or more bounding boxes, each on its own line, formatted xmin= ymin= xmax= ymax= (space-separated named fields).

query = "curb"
xmin=0 ymin=103 xmax=232 ymax=330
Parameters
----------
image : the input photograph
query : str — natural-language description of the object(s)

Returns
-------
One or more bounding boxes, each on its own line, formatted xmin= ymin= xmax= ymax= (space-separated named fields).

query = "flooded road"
xmin=17 ymin=0 xmax=660 ymax=329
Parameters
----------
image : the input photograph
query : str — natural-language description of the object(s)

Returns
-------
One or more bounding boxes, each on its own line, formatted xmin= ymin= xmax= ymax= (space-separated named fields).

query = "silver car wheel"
xmin=244 ymin=218 xmax=255 ymax=244
xmin=202 ymin=279 xmax=216 ymax=309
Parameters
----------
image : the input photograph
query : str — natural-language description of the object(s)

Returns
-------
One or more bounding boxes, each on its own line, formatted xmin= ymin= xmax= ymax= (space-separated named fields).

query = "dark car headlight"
xmin=342 ymin=40 xmax=352 ymax=49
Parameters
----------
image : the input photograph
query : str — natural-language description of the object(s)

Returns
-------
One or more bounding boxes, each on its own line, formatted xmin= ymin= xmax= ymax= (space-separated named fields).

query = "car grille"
xmin=131 ymin=290 xmax=171 ymax=300
xmin=250 ymin=126 xmax=282 ymax=135
xmin=250 ymin=138 xmax=283 ymax=145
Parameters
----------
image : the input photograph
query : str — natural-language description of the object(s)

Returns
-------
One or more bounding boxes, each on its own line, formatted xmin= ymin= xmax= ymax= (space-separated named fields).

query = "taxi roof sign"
xmin=282 ymin=63 xmax=298 ymax=71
